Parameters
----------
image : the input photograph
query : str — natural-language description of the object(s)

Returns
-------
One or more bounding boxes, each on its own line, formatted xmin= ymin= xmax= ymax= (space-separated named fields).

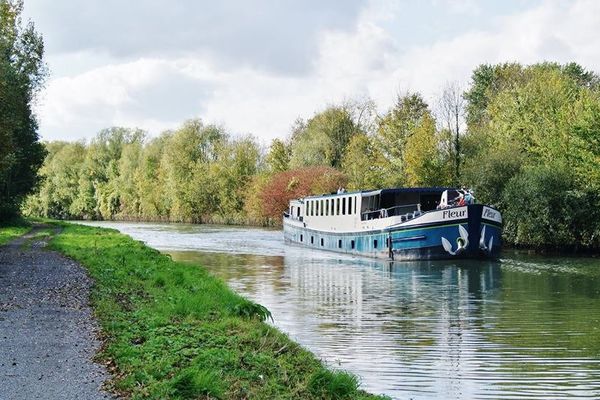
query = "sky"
xmin=23 ymin=0 xmax=600 ymax=144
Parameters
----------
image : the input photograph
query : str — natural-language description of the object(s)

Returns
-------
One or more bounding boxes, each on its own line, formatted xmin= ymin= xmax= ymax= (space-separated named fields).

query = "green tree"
xmin=289 ymin=106 xmax=359 ymax=169
xmin=571 ymin=91 xmax=600 ymax=189
xmin=210 ymin=135 xmax=261 ymax=222
xmin=265 ymin=138 xmax=290 ymax=173
xmin=115 ymin=139 xmax=144 ymax=219
xmin=160 ymin=119 xmax=226 ymax=222
xmin=70 ymin=127 xmax=144 ymax=219
xmin=0 ymin=0 xmax=47 ymax=217
xmin=376 ymin=92 xmax=430 ymax=186
xmin=137 ymin=134 xmax=169 ymax=219
xmin=463 ymin=63 xmax=525 ymax=131
xmin=462 ymin=61 xmax=600 ymax=249
xmin=403 ymin=113 xmax=449 ymax=186
xmin=21 ymin=141 xmax=85 ymax=218
xmin=502 ymin=164 xmax=600 ymax=249
xmin=341 ymin=133 xmax=385 ymax=190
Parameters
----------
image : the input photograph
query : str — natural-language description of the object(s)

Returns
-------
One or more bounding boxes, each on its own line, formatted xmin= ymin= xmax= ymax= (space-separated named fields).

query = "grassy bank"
xmin=0 ymin=218 xmax=31 ymax=245
xmin=49 ymin=223 xmax=386 ymax=400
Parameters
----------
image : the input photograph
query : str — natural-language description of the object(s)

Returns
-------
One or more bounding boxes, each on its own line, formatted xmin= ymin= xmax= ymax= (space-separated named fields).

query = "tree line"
xmin=18 ymin=61 xmax=600 ymax=251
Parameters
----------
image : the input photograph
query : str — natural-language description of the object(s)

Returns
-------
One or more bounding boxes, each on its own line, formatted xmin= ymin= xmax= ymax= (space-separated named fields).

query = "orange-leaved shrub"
xmin=244 ymin=166 xmax=347 ymax=224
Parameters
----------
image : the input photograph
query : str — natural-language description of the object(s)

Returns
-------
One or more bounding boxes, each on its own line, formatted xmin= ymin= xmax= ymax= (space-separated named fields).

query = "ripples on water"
xmin=77 ymin=221 xmax=600 ymax=400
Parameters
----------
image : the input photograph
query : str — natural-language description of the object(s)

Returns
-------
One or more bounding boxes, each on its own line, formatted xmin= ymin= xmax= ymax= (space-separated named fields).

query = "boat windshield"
xmin=361 ymin=191 xmax=421 ymax=221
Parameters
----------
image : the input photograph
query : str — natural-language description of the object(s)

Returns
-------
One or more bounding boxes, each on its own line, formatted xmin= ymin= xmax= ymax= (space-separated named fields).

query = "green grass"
xmin=0 ymin=217 xmax=30 ymax=245
xmin=308 ymin=369 xmax=364 ymax=400
xmin=49 ymin=223 xmax=388 ymax=400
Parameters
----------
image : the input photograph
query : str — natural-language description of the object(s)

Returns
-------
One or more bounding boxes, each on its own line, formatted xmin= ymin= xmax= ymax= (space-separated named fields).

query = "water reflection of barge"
xmin=283 ymin=187 xmax=502 ymax=261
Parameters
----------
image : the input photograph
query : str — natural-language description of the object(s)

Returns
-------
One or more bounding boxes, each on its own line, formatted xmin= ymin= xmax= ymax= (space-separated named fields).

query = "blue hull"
xmin=283 ymin=204 xmax=501 ymax=261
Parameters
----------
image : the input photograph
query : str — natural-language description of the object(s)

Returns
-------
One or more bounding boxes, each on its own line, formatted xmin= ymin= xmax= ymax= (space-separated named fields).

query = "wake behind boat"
xmin=283 ymin=187 xmax=502 ymax=261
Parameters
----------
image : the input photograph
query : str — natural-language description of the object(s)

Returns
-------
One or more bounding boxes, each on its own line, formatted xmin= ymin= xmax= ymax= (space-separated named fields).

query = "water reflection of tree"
xmin=474 ymin=259 xmax=600 ymax=398
xmin=486 ymin=264 xmax=600 ymax=359
xmin=167 ymin=251 xmax=288 ymax=294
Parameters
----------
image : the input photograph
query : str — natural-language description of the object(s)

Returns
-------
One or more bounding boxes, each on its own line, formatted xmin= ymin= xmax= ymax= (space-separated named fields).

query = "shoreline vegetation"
xmin=19 ymin=62 xmax=600 ymax=253
xmin=38 ymin=221 xmax=388 ymax=400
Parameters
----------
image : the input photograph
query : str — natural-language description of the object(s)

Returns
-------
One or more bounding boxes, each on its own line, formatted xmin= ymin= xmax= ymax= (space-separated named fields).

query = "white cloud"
xmin=25 ymin=0 xmax=363 ymax=75
xmin=35 ymin=0 xmax=600 ymax=144
xmin=39 ymin=59 xmax=214 ymax=139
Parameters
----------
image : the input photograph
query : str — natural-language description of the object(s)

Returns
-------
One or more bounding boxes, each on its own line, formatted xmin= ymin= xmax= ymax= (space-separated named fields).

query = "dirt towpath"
xmin=0 ymin=225 xmax=115 ymax=400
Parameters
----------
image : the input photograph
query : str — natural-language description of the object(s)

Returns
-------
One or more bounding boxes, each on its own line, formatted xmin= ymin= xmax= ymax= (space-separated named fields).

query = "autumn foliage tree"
xmin=245 ymin=166 xmax=347 ymax=224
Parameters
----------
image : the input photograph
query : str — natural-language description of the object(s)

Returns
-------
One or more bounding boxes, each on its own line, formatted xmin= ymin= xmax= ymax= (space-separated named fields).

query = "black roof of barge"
xmin=302 ymin=187 xmax=456 ymax=200
xmin=377 ymin=187 xmax=455 ymax=195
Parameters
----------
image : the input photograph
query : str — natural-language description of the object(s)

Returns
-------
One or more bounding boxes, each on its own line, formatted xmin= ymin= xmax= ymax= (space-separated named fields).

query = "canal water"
xmin=77 ymin=221 xmax=600 ymax=399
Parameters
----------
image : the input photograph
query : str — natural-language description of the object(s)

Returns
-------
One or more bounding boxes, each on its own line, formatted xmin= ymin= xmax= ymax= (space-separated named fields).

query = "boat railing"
xmin=283 ymin=211 xmax=303 ymax=222
xmin=361 ymin=204 xmax=421 ymax=221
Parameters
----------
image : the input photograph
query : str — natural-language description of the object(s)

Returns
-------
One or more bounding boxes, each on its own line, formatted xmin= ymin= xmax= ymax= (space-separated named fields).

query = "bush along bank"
xmin=49 ymin=223 xmax=388 ymax=400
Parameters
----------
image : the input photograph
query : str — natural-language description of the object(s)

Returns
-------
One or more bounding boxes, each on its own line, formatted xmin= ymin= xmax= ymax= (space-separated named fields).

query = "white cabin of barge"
xmin=286 ymin=187 xmax=454 ymax=233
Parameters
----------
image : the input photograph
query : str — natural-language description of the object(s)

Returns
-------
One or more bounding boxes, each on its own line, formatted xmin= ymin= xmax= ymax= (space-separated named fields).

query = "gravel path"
xmin=0 ymin=226 xmax=115 ymax=400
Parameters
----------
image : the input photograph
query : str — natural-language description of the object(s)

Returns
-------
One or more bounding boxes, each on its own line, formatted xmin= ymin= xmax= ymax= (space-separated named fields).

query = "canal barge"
xmin=283 ymin=187 xmax=502 ymax=261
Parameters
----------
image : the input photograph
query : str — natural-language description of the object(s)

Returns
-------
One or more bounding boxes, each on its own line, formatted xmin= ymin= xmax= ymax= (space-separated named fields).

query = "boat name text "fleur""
xmin=442 ymin=209 xmax=466 ymax=219
xmin=483 ymin=208 xmax=498 ymax=220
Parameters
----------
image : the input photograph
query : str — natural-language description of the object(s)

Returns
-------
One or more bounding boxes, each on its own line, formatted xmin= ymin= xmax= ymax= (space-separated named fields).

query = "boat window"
xmin=325 ymin=199 xmax=329 ymax=216
xmin=336 ymin=198 xmax=340 ymax=215
xmin=300 ymin=234 xmax=303 ymax=242
xmin=355 ymin=196 xmax=358 ymax=214
xmin=351 ymin=239 xmax=355 ymax=249
xmin=319 ymin=200 xmax=323 ymax=216
xmin=320 ymin=238 xmax=324 ymax=246
xmin=342 ymin=198 xmax=346 ymax=215
xmin=311 ymin=236 xmax=314 ymax=244
xmin=338 ymin=239 xmax=342 ymax=248
xmin=348 ymin=197 xmax=352 ymax=214
xmin=374 ymin=239 xmax=378 ymax=249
